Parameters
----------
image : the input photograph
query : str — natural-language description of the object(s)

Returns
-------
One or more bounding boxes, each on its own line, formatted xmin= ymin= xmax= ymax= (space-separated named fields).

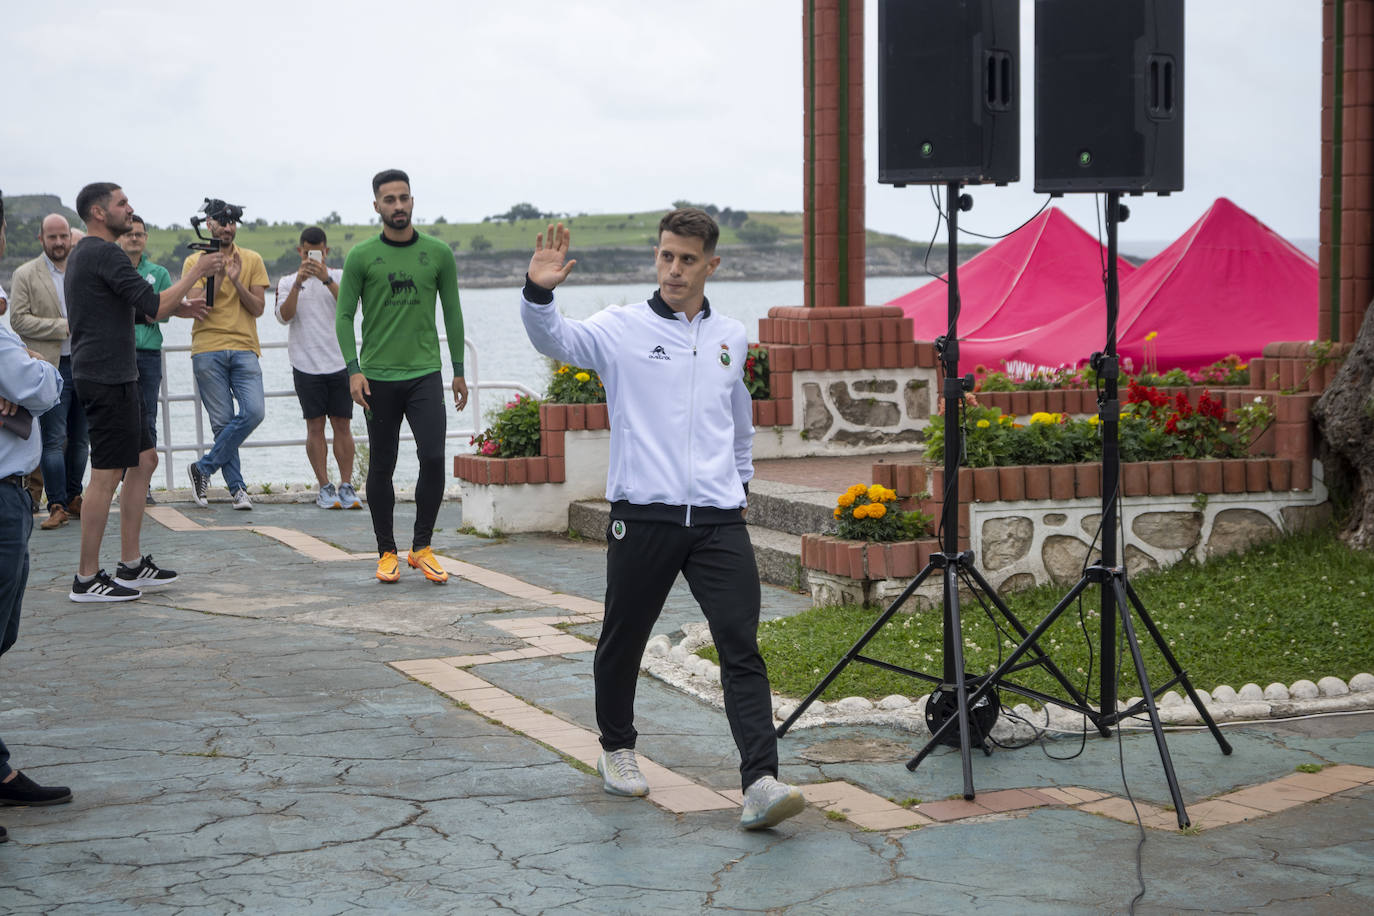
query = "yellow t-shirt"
xmin=182 ymin=246 xmax=269 ymax=355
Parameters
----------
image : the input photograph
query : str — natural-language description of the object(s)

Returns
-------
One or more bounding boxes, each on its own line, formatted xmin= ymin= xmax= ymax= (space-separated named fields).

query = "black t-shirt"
xmin=65 ymin=236 xmax=160 ymax=384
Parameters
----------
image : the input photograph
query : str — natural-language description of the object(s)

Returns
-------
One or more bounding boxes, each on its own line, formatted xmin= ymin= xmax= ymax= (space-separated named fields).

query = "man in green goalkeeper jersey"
xmin=335 ymin=169 xmax=467 ymax=585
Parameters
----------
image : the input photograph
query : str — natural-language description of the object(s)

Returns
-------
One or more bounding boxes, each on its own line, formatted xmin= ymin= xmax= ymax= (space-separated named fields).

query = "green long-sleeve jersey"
xmin=335 ymin=231 xmax=465 ymax=381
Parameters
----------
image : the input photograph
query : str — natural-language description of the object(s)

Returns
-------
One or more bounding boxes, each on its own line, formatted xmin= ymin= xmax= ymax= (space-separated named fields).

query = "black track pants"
xmin=363 ymin=372 xmax=446 ymax=555
xmin=597 ymin=518 xmax=778 ymax=791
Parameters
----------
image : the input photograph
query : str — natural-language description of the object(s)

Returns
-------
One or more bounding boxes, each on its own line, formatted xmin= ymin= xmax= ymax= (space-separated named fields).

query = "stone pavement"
xmin=3 ymin=497 xmax=1371 ymax=913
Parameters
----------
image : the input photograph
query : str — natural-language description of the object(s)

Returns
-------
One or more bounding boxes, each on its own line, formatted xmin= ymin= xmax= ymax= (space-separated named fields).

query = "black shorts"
xmin=292 ymin=368 xmax=353 ymax=420
xmin=76 ymin=379 xmax=153 ymax=470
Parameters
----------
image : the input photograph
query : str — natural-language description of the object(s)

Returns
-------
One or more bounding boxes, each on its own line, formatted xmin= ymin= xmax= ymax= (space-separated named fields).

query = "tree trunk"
xmin=1313 ymin=300 xmax=1374 ymax=549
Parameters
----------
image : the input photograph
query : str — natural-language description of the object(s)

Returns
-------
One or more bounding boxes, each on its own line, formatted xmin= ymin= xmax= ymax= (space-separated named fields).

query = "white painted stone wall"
xmin=970 ymin=462 xmax=1331 ymax=593
xmin=753 ymin=367 xmax=941 ymax=459
xmin=457 ymin=429 xmax=610 ymax=534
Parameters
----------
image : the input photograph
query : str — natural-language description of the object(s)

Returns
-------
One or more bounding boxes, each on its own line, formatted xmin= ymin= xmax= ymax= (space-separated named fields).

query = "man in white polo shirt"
xmin=274 ymin=226 xmax=360 ymax=509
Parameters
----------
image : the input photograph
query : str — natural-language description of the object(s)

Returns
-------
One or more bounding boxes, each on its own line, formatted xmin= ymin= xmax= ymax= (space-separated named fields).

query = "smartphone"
xmin=307 ymin=250 xmax=324 ymax=262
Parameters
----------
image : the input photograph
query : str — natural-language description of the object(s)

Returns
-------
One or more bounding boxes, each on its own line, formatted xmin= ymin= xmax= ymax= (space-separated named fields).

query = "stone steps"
xmin=566 ymin=487 xmax=822 ymax=592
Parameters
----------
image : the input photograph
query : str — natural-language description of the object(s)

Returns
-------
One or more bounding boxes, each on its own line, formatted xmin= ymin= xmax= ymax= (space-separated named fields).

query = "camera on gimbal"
xmin=186 ymin=197 xmax=245 ymax=308
xmin=187 ymin=198 xmax=245 ymax=254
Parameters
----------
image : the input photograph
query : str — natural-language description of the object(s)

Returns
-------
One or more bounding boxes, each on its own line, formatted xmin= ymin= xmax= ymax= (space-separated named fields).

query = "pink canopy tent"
xmin=885 ymin=206 xmax=1135 ymax=344
xmin=958 ymin=198 xmax=1319 ymax=376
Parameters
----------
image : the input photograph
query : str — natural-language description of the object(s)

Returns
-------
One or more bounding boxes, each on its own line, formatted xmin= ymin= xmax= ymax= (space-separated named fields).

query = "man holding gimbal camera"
xmin=181 ymin=199 xmax=269 ymax=511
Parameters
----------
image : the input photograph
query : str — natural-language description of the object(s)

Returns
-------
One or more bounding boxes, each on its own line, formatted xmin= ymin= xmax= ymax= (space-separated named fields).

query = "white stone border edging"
xmin=641 ymin=624 xmax=1374 ymax=744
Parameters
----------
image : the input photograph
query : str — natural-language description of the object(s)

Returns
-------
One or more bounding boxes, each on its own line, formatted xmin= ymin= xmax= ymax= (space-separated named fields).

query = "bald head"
xmin=40 ymin=213 xmax=72 ymax=266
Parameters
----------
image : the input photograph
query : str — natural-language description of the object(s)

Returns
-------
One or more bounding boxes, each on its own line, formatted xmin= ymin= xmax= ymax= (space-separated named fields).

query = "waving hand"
xmin=528 ymin=223 xmax=577 ymax=290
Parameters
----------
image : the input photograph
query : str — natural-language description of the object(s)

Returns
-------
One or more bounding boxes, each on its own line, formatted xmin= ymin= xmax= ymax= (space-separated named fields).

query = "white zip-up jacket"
xmin=521 ymin=282 xmax=754 ymax=526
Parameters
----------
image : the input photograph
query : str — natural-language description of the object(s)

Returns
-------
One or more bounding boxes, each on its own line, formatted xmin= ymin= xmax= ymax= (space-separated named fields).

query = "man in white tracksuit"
xmin=520 ymin=208 xmax=805 ymax=830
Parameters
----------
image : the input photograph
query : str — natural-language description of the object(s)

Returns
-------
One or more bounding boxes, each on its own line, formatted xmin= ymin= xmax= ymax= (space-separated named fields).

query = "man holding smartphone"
xmin=275 ymin=227 xmax=359 ymax=510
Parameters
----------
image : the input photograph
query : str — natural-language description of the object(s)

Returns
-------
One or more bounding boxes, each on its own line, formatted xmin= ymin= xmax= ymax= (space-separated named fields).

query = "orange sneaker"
xmin=376 ymin=551 xmax=401 ymax=583
xmin=406 ymin=546 xmax=449 ymax=583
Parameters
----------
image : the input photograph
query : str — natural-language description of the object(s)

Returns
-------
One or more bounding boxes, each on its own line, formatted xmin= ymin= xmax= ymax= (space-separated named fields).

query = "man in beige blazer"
xmin=9 ymin=214 xmax=89 ymax=529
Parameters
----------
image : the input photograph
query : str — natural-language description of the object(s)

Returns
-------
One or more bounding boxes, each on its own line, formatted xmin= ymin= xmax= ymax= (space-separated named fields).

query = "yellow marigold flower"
xmin=999 ymin=415 xmax=1013 ymax=425
xmin=557 ymin=365 xmax=570 ymax=374
xmin=1030 ymin=411 xmax=1053 ymax=425
xmin=575 ymin=372 xmax=591 ymax=382
xmin=833 ymin=507 xmax=842 ymax=518
xmin=851 ymin=504 xmax=867 ymax=519
xmin=837 ymin=492 xmax=856 ymax=508
xmin=976 ymin=419 xmax=991 ymax=428
xmin=1089 ymin=415 xmax=1100 ymax=425
xmin=867 ymin=503 xmax=887 ymax=519
xmin=867 ymin=484 xmax=886 ymax=503
xmin=847 ymin=483 xmax=868 ymax=497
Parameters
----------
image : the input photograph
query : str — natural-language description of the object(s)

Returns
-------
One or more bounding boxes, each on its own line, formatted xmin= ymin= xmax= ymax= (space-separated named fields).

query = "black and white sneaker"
xmin=188 ymin=464 xmax=209 ymax=507
xmin=70 ymin=570 xmax=141 ymax=603
xmin=114 ymin=555 xmax=178 ymax=590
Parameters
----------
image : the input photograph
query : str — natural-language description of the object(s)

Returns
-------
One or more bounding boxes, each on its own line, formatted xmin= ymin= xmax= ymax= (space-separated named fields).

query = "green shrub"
xmin=546 ymin=363 xmax=606 ymax=404
xmin=744 ymin=345 xmax=769 ymax=399
xmin=832 ymin=484 xmax=932 ymax=542
xmin=471 ymin=394 xmax=541 ymax=458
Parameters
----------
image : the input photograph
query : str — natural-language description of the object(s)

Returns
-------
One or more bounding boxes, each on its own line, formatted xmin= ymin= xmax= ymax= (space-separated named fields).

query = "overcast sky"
xmin=3 ymin=0 xmax=1319 ymax=250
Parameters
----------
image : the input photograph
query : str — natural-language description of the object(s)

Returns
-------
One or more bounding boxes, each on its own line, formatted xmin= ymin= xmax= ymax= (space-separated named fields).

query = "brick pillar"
xmin=1321 ymin=0 xmax=1374 ymax=343
xmin=804 ymin=0 xmax=866 ymax=309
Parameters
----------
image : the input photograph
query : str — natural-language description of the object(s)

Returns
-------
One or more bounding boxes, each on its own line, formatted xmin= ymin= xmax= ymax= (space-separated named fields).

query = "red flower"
xmin=1165 ymin=414 xmax=1179 ymax=434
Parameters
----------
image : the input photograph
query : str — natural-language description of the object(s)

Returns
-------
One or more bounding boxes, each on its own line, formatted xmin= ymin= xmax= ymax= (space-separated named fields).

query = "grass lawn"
xmin=704 ymin=528 xmax=1374 ymax=706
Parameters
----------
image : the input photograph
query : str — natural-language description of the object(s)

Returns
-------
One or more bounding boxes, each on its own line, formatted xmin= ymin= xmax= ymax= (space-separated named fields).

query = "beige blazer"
xmin=9 ymin=255 xmax=69 ymax=366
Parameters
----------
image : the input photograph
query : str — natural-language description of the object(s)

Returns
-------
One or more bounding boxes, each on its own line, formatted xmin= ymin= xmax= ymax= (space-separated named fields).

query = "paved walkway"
xmin=3 ymin=496 xmax=1371 ymax=913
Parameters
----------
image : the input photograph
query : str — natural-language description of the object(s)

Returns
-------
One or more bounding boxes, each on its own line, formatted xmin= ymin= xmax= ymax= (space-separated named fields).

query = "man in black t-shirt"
xmin=64 ymin=182 xmax=220 ymax=602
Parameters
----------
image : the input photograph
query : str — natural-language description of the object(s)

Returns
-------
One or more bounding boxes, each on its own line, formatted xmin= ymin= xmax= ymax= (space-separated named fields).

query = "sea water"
xmin=142 ymin=275 xmax=935 ymax=490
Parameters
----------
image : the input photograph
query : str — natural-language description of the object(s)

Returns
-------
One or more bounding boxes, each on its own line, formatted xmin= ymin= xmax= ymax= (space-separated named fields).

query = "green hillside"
xmin=2 ymin=194 xmax=922 ymax=284
xmin=141 ymin=210 xmax=913 ymax=266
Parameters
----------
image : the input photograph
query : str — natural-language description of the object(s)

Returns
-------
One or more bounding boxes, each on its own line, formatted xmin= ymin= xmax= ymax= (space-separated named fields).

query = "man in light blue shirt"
xmin=0 ymin=194 xmax=75 ymax=841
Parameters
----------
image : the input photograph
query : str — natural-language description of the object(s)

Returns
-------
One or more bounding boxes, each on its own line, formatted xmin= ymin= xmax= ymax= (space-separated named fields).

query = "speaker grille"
xmin=1034 ymin=0 xmax=1184 ymax=194
xmin=878 ymin=0 xmax=1019 ymax=186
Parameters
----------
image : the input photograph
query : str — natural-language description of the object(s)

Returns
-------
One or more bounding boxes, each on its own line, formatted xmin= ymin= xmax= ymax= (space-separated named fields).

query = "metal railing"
xmin=154 ymin=336 xmax=537 ymax=490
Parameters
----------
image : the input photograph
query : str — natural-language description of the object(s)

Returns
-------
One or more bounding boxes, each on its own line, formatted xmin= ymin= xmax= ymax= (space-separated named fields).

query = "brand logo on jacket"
xmin=648 ymin=345 xmax=670 ymax=361
xmin=718 ymin=342 xmax=731 ymax=367
xmin=611 ymin=520 xmax=627 ymax=540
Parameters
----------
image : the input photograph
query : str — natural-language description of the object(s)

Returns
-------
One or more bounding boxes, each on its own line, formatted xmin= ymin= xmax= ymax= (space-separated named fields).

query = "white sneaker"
xmin=231 ymin=488 xmax=253 ymax=511
xmin=739 ymin=776 xmax=805 ymax=830
xmin=316 ymin=482 xmax=341 ymax=509
xmin=597 ymin=749 xmax=649 ymax=797
xmin=338 ymin=481 xmax=362 ymax=510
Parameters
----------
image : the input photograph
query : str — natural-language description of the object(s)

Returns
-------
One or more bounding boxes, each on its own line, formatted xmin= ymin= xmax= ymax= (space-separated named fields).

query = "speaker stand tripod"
xmin=776 ymin=182 xmax=1099 ymax=801
xmin=908 ymin=192 xmax=1233 ymax=827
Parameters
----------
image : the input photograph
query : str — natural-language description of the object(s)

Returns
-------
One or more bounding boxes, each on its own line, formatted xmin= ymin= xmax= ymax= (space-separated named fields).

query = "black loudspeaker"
xmin=878 ymin=0 xmax=1019 ymax=186
xmin=1034 ymin=0 xmax=1184 ymax=194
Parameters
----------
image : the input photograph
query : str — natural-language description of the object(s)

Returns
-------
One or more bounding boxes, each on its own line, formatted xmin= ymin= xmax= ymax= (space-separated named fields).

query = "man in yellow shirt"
xmin=180 ymin=202 xmax=269 ymax=510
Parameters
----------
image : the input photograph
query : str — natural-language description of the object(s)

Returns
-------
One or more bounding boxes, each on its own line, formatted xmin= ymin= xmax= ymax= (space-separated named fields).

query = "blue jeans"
xmin=191 ymin=350 xmax=265 ymax=493
xmin=136 ymin=349 xmax=163 ymax=444
xmin=0 ymin=479 xmax=35 ymax=780
xmin=39 ymin=355 xmax=89 ymax=510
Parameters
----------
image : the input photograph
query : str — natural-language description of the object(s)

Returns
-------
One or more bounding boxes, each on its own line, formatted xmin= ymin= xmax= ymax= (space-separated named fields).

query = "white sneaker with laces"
xmin=597 ymin=749 xmax=649 ymax=797
xmin=316 ymin=482 xmax=341 ymax=509
xmin=739 ymin=775 xmax=805 ymax=830
xmin=231 ymin=488 xmax=253 ymax=511
xmin=338 ymin=481 xmax=362 ymax=510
